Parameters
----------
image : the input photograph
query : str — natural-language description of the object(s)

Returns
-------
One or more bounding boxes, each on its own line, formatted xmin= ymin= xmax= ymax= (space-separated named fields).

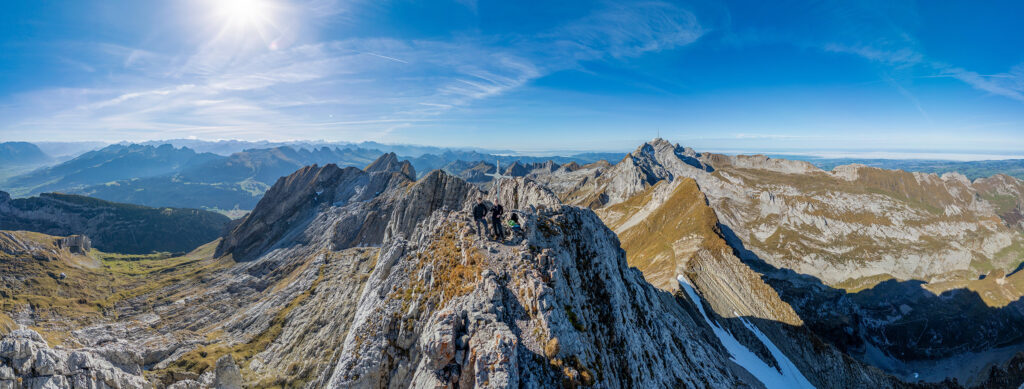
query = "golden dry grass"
xmin=0 ymin=231 xmax=223 ymax=345
xmin=599 ymin=178 xmax=730 ymax=290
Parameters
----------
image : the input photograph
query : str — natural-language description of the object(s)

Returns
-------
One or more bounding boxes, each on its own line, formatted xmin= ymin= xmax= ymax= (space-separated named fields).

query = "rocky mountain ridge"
xmin=2 ymin=144 xmax=1024 ymax=387
xmin=529 ymin=138 xmax=1024 ymax=385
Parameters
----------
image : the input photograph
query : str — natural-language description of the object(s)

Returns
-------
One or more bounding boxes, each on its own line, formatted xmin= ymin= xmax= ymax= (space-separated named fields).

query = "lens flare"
xmin=215 ymin=0 xmax=271 ymax=29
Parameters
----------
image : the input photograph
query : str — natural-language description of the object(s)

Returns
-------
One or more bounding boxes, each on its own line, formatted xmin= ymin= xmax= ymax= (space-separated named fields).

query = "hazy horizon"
xmin=6 ymin=136 xmax=1024 ymax=161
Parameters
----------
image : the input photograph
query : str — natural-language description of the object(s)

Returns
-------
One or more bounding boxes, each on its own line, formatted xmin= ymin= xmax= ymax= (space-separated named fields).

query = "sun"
xmin=215 ymin=0 xmax=271 ymax=29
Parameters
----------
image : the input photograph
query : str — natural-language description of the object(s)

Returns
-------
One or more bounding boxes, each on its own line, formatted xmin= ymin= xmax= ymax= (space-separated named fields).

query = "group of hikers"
xmin=472 ymin=197 xmax=522 ymax=241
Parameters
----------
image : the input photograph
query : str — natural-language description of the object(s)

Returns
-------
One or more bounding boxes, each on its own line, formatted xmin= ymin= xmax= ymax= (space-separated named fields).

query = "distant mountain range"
xmin=131 ymin=138 xmax=519 ymax=157
xmin=4 ymin=139 xmax=1024 ymax=216
xmin=75 ymin=146 xmax=386 ymax=211
xmin=0 ymin=142 xmax=623 ymax=213
xmin=2 ymin=144 xmax=221 ymax=197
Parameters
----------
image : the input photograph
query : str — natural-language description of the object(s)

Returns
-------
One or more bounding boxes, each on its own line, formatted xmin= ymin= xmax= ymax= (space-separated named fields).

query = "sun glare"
xmin=215 ymin=0 xmax=271 ymax=29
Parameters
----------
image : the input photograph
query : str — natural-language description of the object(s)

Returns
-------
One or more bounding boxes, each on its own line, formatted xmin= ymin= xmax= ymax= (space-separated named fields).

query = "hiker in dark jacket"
xmin=491 ymin=203 xmax=505 ymax=240
xmin=472 ymin=198 xmax=489 ymax=238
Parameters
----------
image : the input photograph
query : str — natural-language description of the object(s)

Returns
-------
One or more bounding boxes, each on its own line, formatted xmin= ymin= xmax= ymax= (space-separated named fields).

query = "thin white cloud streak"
xmin=824 ymin=43 xmax=922 ymax=67
xmin=362 ymin=52 xmax=408 ymax=64
xmin=553 ymin=2 xmax=704 ymax=59
xmin=832 ymin=44 xmax=1024 ymax=103
xmin=824 ymin=40 xmax=1024 ymax=104
xmin=880 ymin=73 xmax=932 ymax=123
xmin=934 ymin=63 xmax=1024 ymax=103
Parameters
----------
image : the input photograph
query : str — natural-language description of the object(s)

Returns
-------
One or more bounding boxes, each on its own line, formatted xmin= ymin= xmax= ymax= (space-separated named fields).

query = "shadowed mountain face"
xmin=530 ymin=139 xmax=1024 ymax=385
xmin=0 ymin=191 xmax=229 ymax=254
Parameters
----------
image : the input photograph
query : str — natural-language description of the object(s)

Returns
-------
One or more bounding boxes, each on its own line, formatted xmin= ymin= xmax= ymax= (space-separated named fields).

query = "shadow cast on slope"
xmin=716 ymin=223 xmax=1024 ymax=386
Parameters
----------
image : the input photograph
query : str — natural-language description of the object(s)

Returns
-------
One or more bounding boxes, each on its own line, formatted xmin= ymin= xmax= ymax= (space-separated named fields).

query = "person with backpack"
xmin=490 ymin=203 xmax=505 ymax=240
xmin=472 ymin=198 xmax=489 ymax=238
xmin=506 ymin=213 xmax=523 ymax=238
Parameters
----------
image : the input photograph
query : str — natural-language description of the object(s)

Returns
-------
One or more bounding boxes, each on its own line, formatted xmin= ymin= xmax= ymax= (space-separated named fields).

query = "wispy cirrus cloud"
xmin=823 ymin=43 xmax=922 ymax=68
xmin=933 ymin=63 xmax=1024 ymax=103
xmin=827 ymin=43 xmax=1024 ymax=103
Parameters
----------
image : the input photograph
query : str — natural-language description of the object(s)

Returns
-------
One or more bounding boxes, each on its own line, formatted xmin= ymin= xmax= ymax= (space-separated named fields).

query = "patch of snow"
xmin=678 ymin=275 xmax=816 ymax=389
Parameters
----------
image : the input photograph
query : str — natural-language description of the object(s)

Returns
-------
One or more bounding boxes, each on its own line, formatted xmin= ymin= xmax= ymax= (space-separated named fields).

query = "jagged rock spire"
xmin=365 ymin=152 xmax=416 ymax=180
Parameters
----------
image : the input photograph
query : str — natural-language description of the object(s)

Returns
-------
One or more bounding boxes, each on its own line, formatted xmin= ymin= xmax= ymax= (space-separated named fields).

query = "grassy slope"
xmin=0 ymin=232 xmax=225 ymax=344
xmin=598 ymin=178 xmax=731 ymax=291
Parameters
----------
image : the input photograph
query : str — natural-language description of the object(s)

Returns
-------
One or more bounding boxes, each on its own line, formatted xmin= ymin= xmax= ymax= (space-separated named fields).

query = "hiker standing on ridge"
xmin=472 ymin=198 xmax=489 ymax=238
xmin=491 ymin=203 xmax=505 ymax=241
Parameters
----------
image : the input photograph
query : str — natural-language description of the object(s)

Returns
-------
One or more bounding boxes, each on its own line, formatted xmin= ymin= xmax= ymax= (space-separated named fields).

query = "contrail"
xmin=364 ymin=52 xmax=409 ymax=64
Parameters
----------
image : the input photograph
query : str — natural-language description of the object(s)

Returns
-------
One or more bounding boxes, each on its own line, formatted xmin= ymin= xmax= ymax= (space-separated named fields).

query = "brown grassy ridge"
xmin=598 ymin=178 xmax=731 ymax=291
xmin=390 ymin=221 xmax=483 ymax=319
xmin=0 ymin=312 xmax=13 ymax=335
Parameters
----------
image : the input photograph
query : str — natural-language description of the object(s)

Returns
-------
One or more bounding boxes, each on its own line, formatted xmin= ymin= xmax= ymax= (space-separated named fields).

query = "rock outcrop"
xmin=56 ymin=235 xmax=91 ymax=255
xmin=0 ymin=329 xmax=150 ymax=388
xmin=0 ymin=230 xmax=99 ymax=267
xmin=365 ymin=152 xmax=416 ymax=180
xmin=324 ymin=204 xmax=747 ymax=387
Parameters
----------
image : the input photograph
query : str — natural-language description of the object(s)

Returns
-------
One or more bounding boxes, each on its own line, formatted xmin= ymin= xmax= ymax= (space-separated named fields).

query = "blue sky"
xmin=1 ymin=0 xmax=1022 ymax=155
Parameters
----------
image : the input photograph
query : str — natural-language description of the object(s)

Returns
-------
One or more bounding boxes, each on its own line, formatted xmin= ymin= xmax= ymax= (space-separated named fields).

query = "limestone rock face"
xmin=55 ymin=235 xmax=90 ymax=255
xmin=489 ymin=177 xmax=561 ymax=210
xmin=213 ymin=354 xmax=242 ymax=389
xmin=216 ymin=163 xmax=411 ymax=260
xmin=539 ymin=138 xmax=1024 ymax=287
xmin=170 ymin=160 xmax=783 ymax=388
xmin=0 ymin=329 xmax=151 ymax=389
xmin=974 ymin=173 xmax=1024 ymax=231
xmin=326 ymin=206 xmax=747 ymax=388
xmin=532 ymin=139 xmax=1024 ymax=385
xmin=365 ymin=152 xmax=416 ymax=180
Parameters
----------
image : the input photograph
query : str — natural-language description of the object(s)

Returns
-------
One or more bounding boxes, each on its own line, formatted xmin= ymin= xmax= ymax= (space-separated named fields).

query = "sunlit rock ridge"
xmin=1 ymin=145 xmax=1024 ymax=387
